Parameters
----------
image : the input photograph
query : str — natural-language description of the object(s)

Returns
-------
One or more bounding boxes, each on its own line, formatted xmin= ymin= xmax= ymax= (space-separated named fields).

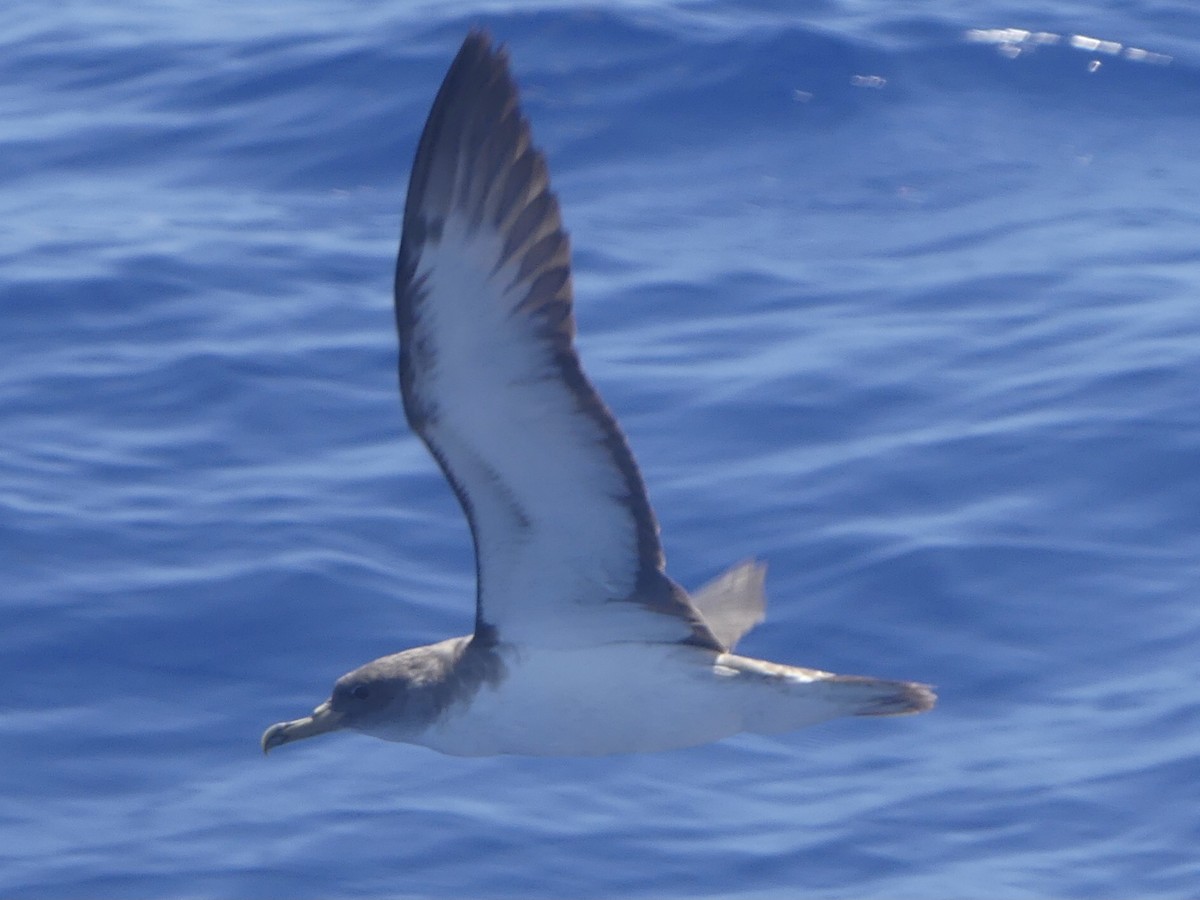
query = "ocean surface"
xmin=4 ymin=1 xmax=1199 ymax=897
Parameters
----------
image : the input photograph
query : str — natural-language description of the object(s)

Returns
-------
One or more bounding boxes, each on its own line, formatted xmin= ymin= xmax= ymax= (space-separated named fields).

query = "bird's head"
xmin=260 ymin=660 xmax=404 ymax=753
xmin=260 ymin=635 xmax=497 ymax=754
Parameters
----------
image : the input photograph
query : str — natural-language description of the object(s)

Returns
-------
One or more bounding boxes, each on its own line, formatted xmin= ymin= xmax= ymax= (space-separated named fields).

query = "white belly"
xmin=414 ymin=643 xmax=745 ymax=757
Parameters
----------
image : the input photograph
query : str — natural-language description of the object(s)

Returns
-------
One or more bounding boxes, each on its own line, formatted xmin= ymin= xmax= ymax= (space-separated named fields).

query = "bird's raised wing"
xmin=394 ymin=33 xmax=719 ymax=651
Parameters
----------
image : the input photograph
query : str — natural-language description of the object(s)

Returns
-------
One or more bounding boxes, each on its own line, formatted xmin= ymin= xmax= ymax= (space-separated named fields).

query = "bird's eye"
xmin=351 ymin=685 xmax=370 ymax=700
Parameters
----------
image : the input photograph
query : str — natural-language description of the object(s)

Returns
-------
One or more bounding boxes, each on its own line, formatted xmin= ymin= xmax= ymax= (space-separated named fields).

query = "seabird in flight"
xmin=261 ymin=32 xmax=934 ymax=758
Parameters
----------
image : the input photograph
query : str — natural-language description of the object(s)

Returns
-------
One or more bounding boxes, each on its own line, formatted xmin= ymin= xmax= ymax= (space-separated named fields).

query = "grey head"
xmin=261 ymin=635 xmax=503 ymax=753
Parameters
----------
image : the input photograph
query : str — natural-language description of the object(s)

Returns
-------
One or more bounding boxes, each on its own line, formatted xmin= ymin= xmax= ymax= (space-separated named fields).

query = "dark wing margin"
xmin=393 ymin=32 xmax=721 ymax=650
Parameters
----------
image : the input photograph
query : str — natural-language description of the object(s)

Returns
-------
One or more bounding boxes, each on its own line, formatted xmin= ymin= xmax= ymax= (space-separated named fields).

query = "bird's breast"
xmin=413 ymin=643 xmax=743 ymax=757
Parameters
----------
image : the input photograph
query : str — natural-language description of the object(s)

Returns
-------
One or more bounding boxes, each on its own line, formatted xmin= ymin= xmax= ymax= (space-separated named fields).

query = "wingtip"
xmin=461 ymin=27 xmax=493 ymax=50
xmin=823 ymin=674 xmax=937 ymax=717
xmin=456 ymin=28 xmax=507 ymax=70
xmin=900 ymin=681 xmax=937 ymax=714
xmin=864 ymin=680 xmax=938 ymax=717
xmin=401 ymin=28 xmax=526 ymax=234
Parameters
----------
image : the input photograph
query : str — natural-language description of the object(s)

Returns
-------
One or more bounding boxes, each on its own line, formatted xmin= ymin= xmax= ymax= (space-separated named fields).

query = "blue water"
xmin=4 ymin=1 xmax=1200 ymax=897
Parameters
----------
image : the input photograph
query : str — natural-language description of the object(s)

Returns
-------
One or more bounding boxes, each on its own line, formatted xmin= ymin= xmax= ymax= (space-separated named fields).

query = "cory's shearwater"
xmin=261 ymin=32 xmax=935 ymax=758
